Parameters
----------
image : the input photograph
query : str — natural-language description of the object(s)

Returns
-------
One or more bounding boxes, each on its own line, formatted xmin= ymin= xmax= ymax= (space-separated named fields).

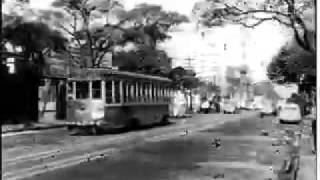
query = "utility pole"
xmin=185 ymin=57 xmax=195 ymax=113
xmin=185 ymin=57 xmax=194 ymax=70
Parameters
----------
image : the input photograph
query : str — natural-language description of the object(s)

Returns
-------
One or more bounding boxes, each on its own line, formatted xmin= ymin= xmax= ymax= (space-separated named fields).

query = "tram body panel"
xmin=67 ymin=99 xmax=105 ymax=123
xmin=104 ymin=104 xmax=169 ymax=127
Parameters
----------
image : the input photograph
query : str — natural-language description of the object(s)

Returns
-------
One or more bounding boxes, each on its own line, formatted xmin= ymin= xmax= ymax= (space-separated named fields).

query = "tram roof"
xmin=69 ymin=68 xmax=172 ymax=82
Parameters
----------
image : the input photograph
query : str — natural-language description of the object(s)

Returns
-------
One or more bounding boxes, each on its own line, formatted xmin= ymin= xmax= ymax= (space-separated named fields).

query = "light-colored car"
xmin=222 ymin=101 xmax=237 ymax=114
xmin=200 ymin=101 xmax=211 ymax=113
xmin=278 ymin=103 xmax=302 ymax=123
xmin=260 ymin=101 xmax=277 ymax=118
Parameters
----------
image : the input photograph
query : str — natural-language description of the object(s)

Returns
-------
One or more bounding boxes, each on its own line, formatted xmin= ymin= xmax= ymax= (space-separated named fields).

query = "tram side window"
xmin=92 ymin=81 xmax=101 ymax=99
xmin=151 ymin=83 xmax=154 ymax=101
xmin=114 ymin=80 xmax=121 ymax=103
xmin=76 ymin=81 xmax=89 ymax=99
xmin=131 ymin=84 xmax=136 ymax=102
xmin=143 ymin=83 xmax=148 ymax=102
xmin=126 ymin=82 xmax=133 ymax=103
xmin=105 ymin=80 xmax=113 ymax=103
xmin=123 ymin=81 xmax=127 ymax=103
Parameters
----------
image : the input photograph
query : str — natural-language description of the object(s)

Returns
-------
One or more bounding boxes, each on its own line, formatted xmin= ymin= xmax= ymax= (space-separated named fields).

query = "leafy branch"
xmin=197 ymin=0 xmax=314 ymax=52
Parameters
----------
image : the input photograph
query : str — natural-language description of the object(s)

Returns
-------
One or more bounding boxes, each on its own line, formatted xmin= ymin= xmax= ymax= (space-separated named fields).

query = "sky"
xmin=6 ymin=0 xmax=292 ymax=82
xmin=24 ymin=0 xmax=198 ymax=15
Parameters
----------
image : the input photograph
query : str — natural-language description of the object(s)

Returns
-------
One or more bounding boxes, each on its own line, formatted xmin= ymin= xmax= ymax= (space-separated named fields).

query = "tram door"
xmin=39 ymin=78 xmax=67 ymax=121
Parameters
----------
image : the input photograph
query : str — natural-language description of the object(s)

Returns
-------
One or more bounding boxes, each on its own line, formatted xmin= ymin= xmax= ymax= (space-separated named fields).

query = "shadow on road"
xmin=70 ymin=121 xmax=176 ymax=136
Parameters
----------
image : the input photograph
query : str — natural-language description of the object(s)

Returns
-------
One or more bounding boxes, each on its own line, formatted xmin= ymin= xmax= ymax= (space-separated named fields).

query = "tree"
xmin=2 ymin=11 xmax=67 ymax=122
xmin=49 ymin=0 xmax=126 ymax=67
xmin=168 ymin=67 xmax=200 ymax=111
xmin=48 ymin=1 xmax=188 ymax=68
xmin=114 ymin=47 xmax=172 ymax=77
xmin=116 ymin=3 xmax=189 ymax=49
xmin=2 ymin=16 xmax=67 ymax=68
xmin=267 ymin=41 xmax=316 ymax=85
xmin=193 ymin=0 xmax=315 ymax=52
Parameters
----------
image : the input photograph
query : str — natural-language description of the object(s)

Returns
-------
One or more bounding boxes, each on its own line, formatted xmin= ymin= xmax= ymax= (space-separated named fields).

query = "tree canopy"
xmin=2 ymin=14 xmax=67 ymax=67
xmin=168 ymin=67 xmax=200 ymax=90
xmin=267 ymin=41 xmax=316 ymax=84
xmin=193 ymin=0 xmax=315 ymax=52
xmin=114 ymin=47 xmax=172 ymax=77
xmin=45 ymin=1 xmax=189 ymax=68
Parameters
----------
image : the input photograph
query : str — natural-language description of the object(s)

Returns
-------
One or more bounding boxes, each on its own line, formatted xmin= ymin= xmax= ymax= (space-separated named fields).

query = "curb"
xmin=2 ymin=124 xmax=66 ymax=134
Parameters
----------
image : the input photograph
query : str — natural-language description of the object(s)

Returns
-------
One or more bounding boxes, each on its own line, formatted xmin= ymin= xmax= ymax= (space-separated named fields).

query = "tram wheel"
xmin=160 ymin=115 xmax=169 ymax=125
xmin=68 ymin=127 xmax=80 ymax=135
xmin=91 ymin=126 xmax=98 ymax=135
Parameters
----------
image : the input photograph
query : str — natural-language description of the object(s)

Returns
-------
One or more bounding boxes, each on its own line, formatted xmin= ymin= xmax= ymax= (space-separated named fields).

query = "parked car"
xmin=222 ymin=100 xmax=238 ymax=114
xmin=278 ymin=103 xmax=302 ymax=124
xmin=260 ymin=103 xmax=277 ymax=118
xmin=200 ymin=100 xmax=211 ymax=114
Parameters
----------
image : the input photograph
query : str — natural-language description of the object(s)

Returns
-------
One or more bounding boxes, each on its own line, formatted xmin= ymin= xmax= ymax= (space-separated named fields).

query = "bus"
xmin=66 ymin=68 xmax=173 ymax=134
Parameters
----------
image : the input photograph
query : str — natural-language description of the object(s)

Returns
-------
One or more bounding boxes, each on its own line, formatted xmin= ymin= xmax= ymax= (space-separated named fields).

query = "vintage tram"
xmin=66 ymin=68 xmax=173 ymax=134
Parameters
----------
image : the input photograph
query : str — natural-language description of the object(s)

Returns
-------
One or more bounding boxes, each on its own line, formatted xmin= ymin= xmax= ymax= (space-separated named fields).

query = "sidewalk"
xmin=296 ymin=118 xmax=317 ymax=180
xmin=2 ymin=112 xmax=66 ymax=134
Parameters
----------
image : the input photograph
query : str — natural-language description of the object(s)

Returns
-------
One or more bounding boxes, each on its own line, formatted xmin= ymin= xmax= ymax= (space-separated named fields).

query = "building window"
xmin=6 ymin=58 xmax=15 ymax=74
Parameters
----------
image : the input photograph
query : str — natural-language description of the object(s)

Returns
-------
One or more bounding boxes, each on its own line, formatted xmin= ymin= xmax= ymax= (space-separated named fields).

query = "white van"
xmin=278 ymin=103 xmax=302 ymax=123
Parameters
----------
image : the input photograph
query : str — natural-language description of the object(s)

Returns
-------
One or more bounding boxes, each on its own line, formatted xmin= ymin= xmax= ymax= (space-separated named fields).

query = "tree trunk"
xmin=82 ymin=14 xmax=95 ymax=67
xmin=56 ymin=80 xmax=67 ymax=120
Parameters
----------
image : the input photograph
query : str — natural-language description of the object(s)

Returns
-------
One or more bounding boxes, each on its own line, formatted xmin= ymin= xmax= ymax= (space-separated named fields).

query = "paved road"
xmin=3 ymin=112 xmax=252 ymax=180
xmin=2 ymin=111 xmax=315 ymax=180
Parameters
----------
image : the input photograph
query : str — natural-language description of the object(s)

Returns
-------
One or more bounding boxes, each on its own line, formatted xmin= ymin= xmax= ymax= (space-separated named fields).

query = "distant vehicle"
xmin=200 ymin=100 xmax=211 ymax=114
xmin=260 ymin=103 xmax=277 ymax=118
xmin=221 ymin=100 xmax=238 ymax=114
xmin=278 ymin=103 xmax=302 ymax=124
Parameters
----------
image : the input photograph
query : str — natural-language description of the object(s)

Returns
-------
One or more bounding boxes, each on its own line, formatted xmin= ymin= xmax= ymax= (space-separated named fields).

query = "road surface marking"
xmin=3 ymin=149 xmax=61 ymax=164
xmin=2 ymin=148 xmax=119 ymax=180
xmin=2 ymin=130 xmax=46 ymax=137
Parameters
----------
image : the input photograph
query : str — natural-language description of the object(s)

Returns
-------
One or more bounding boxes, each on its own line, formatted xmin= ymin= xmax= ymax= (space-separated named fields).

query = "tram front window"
xmin=76 ymin=81 xmax=89 ymax=99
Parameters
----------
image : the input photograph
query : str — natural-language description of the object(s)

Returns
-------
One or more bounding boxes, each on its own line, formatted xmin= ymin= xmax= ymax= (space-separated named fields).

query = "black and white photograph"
xmin=1 ymin=0 xmax=317 ymax=179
